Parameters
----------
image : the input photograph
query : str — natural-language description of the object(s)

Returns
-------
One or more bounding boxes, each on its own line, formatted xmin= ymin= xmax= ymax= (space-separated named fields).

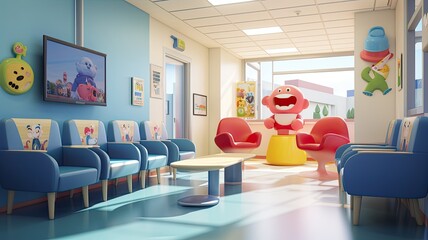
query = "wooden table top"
xmin=171 ymin=153 xmax=255 ymax=171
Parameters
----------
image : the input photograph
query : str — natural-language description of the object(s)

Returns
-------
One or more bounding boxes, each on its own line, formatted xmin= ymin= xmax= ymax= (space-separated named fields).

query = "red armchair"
xmin=296 ymin=117 xmax=350 ymax=180
xmin=215 ymin=117 xmax=262 ymax=153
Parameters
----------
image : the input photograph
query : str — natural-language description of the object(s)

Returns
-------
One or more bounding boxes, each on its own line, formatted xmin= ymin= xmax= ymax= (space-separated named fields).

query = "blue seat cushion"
xmin=58 ymin=166 xmax=98 ymax=191
xmin=109 ymin=159 xmax=140 ymax=179
xmin=147 ymin=154 xmax=167 ymax=170
xmin=179 ymin=151 xmax=195 ymax=160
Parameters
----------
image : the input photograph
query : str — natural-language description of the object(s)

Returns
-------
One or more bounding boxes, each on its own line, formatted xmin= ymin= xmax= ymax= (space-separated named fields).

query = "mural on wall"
xmin=360 ymin=26 xmax=394 ymax=97
xmin=236 ymin=81 xmax=256 ymax=118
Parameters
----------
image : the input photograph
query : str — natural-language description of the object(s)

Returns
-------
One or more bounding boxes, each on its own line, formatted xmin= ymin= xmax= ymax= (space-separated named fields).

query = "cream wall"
xmin=208 ymin=48 xmax=242 ymax=154
xmin=149 ymin=18 xmax=210 ymax=156
xmin=354 ymin=10 xmax=397 ymax=143
xmin=395 ymin=0 xmax=406 ymax=118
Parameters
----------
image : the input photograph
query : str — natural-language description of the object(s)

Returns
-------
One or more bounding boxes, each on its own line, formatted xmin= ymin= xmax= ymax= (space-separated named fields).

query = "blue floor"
xmin=0 ymin=159 xmax=426 ymax=240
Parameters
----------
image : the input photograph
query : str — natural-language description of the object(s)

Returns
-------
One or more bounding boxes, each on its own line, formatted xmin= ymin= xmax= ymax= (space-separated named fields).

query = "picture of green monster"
xmin=0 ymin=42 xmax=34 ymax=95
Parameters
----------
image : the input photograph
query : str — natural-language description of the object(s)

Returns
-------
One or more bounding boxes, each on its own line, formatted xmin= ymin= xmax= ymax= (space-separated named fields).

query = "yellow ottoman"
xmin=266 ymin=135 xmax=307 ymax=165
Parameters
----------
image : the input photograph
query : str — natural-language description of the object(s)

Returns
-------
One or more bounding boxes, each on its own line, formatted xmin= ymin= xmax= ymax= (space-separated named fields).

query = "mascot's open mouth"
xmin=274 ymin=94 xmax=297 ymax=111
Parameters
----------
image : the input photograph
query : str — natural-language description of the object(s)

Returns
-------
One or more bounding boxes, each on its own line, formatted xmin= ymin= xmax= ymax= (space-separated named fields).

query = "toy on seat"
xmin=141 ymin=121 xmax=195 ymax=180
xmin=0 ymin=118 xmax=101 ymax=219
xmin=296 ymin=116 xmax=350 ymax=180
xmin=214 ymin=117 xmax=262 ymax=153
xmin=108 ymin=120 xmax=168 ymax=187
xmin=342 ymin=117 xmax=428 ymax=225
xmin=262 ymin=85 xmax=309 ymax=165
xmin=63 ymin=119 xmax=141 ymax=201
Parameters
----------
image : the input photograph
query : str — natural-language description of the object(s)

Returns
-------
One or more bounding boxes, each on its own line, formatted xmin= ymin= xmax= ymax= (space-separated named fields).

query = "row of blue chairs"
xmin=0 ymin=118 xmax=195 ymax=219
xmin=335 ymin=117 xmax=428 ymax=225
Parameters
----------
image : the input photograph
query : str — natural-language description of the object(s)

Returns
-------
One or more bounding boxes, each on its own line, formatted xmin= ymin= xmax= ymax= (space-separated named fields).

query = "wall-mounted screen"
xmin=43 ymin=35 xmax=106 ymax=106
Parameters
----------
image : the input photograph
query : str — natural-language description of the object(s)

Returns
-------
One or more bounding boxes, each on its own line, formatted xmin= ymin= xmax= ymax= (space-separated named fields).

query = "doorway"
xmin=164 ymin=56 xmax=189 ymax=139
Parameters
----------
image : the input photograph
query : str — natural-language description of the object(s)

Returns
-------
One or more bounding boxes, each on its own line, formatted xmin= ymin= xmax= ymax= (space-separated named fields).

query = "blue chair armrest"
xmin=62 ymin=147 xmax=101 ymax=179
xmin=132 ymin=143 xmax=149 ymax=170
xmin=343 ymin=151 xmax=428 ymax=198
xmin=89 ymin=147 xmax=111 ymax=180
xmin=169 ymin=138 xmax=196 ymax=152
xmin=162 ymin=140 xmax=180 ymax=164
xmin=335 ymin=144 xmax=353 ymax=161
xmin=0 ymin=150 xmax=59 ymax=192
xmin=63 ymin=147 xmax=101 ymax=169
xmin=107 ymin=142 xmax=141 ymax=161
xmin=139 ymin=140 xmax=168 ymax=155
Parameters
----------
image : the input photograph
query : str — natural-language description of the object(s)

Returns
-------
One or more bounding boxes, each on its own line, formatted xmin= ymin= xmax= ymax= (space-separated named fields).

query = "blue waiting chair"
xmin=335 ymin=119 xmax=402 ymax=169
xmin=0 ymin=118 xmax=101 ymax=219
xmin=63 ymin=119 xmax=141 ymax=201
xmin=108 ymin=120 xmax=168 ymax=188
xmin=141 ymin=121 xmax=195 ymax=180
xmin=342 ymin=116 xmax=428 ymax=225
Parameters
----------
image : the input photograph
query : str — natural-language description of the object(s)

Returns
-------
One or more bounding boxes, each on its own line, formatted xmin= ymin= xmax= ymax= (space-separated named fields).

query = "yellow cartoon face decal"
xmin=0 ymin=42 xmax=34 ymax=95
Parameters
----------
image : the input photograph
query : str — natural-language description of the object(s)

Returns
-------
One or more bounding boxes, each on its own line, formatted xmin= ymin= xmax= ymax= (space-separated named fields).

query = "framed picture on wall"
xmin=193 ymin=93 xmax=207 ymax=116
xmin=150 ymin=64 xmax=163 ymax=99
xmin=131 ymin=77 xmax=144 ymax=106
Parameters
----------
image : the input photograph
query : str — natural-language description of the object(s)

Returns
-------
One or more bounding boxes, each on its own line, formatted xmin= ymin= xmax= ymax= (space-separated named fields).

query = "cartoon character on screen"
xmin=26 ymin=124 xmax=47 ymax=150
xmin=84 ymin=125 xmax=98 ymax=145
xmin=262 ymin=85 xmax=309 ymax=135
xmin=71 ymin=57 xmax=98 ymax=100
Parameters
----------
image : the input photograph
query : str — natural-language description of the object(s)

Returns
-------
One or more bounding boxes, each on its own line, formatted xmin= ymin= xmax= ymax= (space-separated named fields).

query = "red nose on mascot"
xmin=262 ymin=85 xmax=309 ymax=135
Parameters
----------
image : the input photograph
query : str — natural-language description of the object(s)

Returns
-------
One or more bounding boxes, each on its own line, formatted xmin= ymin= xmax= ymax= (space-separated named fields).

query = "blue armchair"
xmin=108 ymin=120 xmax=168 ymax=188
xmin=63 ymin=120 xmax=140 ymax=201
xmin=335 ymin=119 xmax=401 ymax=168
xmin=0 ymin=118 xmax=101 ymax=219
xmin=342 ymin=116 xmax=428 ymax=225
xmin=141 ymin=121 xmax=195 ymax=180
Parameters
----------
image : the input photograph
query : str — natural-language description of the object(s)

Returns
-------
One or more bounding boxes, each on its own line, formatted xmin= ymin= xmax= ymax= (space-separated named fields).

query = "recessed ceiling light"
xmin=243 ymin=27 xmax=283 ymax=36
xmin=266 ymin=48 xmax=298 ymax=54
xmin=208 ymin=0 xmax=254 ymax=6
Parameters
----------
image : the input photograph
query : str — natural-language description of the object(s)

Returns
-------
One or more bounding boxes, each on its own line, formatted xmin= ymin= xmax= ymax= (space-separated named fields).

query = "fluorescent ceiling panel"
xmin=243 ymin=26 xmax=283 ymax=35
xmin=208 ymin=0 xmax=254 ymax=6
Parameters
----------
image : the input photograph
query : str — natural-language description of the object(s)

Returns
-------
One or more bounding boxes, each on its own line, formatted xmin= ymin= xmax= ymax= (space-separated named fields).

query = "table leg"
xmin=224 ymin=162 xmax=242 ymax=184
xmin=208 ymin=170 xmax=220 ymax=196
xmin=177 ymin=169 xmax=220 ymax=207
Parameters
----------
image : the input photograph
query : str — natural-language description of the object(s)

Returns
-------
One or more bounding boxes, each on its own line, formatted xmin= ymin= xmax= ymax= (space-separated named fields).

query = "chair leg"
xmin=82 ymin=186 xmax=89 ymax=208
xmin=102 ymin=180 xmax=108 ymax=201
xmin=411 ymin=199 xmax=424 ymax=225
xmin=47 ymin=192 xmax=56 ymax=220
xmin=127 ymin=175 xmax=133 ymax=193
xmin=7 ymin=191 xmax=15 ymax=214
xmin=140 ymin=170 xmax=146 ymax=189
xmin=173 ymin=168 xmax=177 ymax=181
xmin=352 ymin=196 xmax=362 ymax=225
xmin=169 ymin=166 xmax=173 ymax=175
xmin=156 ymin=168 xmax=161 ymax=184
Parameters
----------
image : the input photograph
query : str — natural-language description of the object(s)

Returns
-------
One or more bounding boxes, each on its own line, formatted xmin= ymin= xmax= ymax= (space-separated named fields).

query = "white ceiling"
xmin=127 ymin=0 xmax=397 ymax=59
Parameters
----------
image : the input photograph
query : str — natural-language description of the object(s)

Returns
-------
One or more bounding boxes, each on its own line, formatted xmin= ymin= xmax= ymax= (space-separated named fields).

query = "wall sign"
xmin=171 ymin=35 xmax=185 ymax=52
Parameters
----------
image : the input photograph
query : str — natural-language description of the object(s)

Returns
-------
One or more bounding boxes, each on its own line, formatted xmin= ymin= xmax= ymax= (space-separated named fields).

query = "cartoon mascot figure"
xmin=262 ymin=85 xmax=309 ymax=135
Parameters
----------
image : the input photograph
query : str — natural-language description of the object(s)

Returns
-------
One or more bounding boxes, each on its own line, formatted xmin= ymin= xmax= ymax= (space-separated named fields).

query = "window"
xmin=245 ymin=55 xmax=354 ymax=120
xmin=407 ymin=0 xmax=427 ymax=115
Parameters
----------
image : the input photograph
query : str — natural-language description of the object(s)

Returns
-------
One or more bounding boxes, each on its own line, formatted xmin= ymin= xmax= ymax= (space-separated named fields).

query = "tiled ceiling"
xmin=127 ymin=0 xmax=397 ymax=59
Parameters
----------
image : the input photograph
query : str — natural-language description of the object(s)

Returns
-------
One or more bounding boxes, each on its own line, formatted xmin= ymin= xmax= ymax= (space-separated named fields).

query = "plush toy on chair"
xmin=296 ymin=116 xmax=350 ymax=180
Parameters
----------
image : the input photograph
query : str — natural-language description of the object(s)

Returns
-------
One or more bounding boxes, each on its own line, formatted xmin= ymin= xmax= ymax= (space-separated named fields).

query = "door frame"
xmin=163 ymin=48 xmax=191 ymax=139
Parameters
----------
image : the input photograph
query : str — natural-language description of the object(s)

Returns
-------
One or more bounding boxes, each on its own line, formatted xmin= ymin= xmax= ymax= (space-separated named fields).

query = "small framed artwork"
xmin=193 ymin=93 xmax=207 ymax=116
xmin=150 ymin=64 xmax=163 ymax=99
xmin=131 ymin=77 xmax=144 ymax=106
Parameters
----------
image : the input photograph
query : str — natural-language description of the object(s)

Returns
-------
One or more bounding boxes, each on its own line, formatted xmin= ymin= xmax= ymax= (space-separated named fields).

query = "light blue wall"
xmin=0 ymin=0 xmax=150 ymax=207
